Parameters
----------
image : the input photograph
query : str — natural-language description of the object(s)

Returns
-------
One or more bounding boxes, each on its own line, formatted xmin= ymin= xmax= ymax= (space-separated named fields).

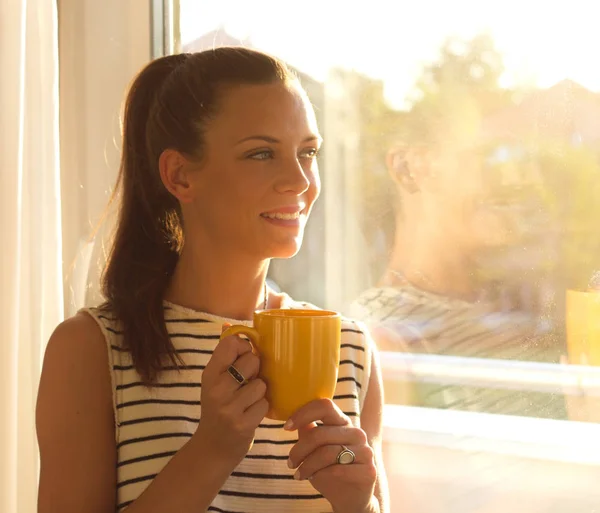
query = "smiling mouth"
xmin=260 ymin=211 xmax=302 ymax=221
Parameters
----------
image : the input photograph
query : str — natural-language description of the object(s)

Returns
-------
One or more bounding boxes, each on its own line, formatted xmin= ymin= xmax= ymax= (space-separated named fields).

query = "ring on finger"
xmin=336 ymin=444 xmax=356 ymax=465
xmin=227 ymin=364 xmax=248 ymax=386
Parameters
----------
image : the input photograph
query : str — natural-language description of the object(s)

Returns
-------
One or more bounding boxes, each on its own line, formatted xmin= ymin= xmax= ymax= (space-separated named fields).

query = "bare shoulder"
xmin=36 ymin=311 xmax=116 ymax=512
xmin=37 ymin=311 xmax=112 ymax=411
xmin=45 ymin=309 xmax=107 ymax=353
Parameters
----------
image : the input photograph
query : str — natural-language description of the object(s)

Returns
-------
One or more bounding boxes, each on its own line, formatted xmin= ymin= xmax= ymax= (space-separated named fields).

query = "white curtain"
xmin=0 ymin=1 xmax=63 ymax=512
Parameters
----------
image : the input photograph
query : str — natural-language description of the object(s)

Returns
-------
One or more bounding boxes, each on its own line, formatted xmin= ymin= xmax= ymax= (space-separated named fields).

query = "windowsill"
xmin=383 ymin=404 xmax=600 ymax=465
xmin=379 ymin=351 xmax=600 ymax=396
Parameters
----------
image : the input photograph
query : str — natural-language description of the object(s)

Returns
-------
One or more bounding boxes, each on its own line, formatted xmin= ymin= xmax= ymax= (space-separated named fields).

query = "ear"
xmin=386 ymin=147 xmax=420 ymax=194
xmin=158 ymin=149 xmax=196 ymax=204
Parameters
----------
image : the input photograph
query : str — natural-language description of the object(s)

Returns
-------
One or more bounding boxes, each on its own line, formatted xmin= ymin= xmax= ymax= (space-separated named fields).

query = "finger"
xmin=293 ymin=444 xmax=373 ymax=481
xmin=298 ymin=421 xmax=319 ymax=438
xmin=205 ymin=334 xmax=254 ymax=380
xmin=284 ymin=398 xmax=348 ymax=431
xmin=219 ymin=351 xmax=260 ymax=392
xmin=243 ymin=397 xmax=270 ymax=426
xmin=288 ymin=425 xmax=367 ymax=469
xmin=232 ymin=378 xmax=268 ymax=411
xmin=308 ymin=458 xmax=378 ymax=489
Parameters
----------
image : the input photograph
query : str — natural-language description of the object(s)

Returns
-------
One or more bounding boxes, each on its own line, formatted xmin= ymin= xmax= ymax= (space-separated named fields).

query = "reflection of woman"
xmin=351 ymin=124 xmax=562 ymax=418
xmin=37 ymin=49 xmax=388 ymax=513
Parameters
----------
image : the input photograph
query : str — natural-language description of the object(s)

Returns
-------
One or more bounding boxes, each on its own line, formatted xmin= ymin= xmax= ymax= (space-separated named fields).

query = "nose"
xmin=274 ymin=155 xmax=313 ymax=195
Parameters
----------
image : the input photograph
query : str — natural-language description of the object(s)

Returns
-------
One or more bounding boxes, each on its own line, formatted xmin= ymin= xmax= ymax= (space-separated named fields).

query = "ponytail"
xmin=100 ymin=48 xmax=296 ymax=383
xmin=101 ymin=55 xmax=188 ymax=383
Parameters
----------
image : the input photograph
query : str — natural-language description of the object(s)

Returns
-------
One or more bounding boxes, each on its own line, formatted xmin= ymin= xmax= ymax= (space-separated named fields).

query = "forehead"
xmin=208 ymin=82 xmax=319 ymax=141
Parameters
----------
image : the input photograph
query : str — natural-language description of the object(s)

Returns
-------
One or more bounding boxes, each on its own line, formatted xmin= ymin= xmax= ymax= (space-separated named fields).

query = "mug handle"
xmin=220 ymin=325 xmax=260 ymax=355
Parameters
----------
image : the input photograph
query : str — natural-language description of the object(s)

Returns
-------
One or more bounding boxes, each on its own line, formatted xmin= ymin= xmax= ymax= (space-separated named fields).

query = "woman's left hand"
xmin=285 ymin=398 xmax=378 ymax=513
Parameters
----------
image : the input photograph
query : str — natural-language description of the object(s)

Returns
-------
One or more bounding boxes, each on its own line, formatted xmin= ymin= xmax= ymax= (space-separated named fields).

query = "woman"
xmin=36 ymin=48 xmax=388 ymax=513
xmin=351 ymin=120 xmax=561 ymax=418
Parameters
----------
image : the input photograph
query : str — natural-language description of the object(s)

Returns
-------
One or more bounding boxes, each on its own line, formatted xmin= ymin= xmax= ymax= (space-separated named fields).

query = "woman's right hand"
xmin=194 ymin=324 xmax=269 ymax=464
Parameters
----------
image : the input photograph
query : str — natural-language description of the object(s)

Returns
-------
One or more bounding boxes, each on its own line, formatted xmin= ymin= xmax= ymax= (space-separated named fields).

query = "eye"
xmin=299 ymin=147 xmax=320 ymax=159
xmin=247 ymin=149 xmax=274 ymax=160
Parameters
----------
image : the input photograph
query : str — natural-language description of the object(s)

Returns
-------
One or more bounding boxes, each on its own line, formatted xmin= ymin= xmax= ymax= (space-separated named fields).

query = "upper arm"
xmin=360 ymin=339 xmax=390 ymax=513
xmin=36 ymin=312 xmax=116 ymax=513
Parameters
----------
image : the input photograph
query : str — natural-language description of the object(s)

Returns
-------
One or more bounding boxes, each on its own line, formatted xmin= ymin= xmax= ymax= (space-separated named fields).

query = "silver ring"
xmin=227 ymin=364 xmax=248 ymax=386
xmin=336 ymin=445 xmax=355 ymax=465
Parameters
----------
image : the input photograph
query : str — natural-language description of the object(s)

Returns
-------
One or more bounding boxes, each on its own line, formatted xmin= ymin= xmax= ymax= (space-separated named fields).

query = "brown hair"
xmin=100 ymin=48 xmax=297 ymax=383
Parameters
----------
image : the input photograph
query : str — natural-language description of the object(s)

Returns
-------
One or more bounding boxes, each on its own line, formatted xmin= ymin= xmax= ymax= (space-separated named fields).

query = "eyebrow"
xmin=236 ymin=134 xmax=322 ymax=145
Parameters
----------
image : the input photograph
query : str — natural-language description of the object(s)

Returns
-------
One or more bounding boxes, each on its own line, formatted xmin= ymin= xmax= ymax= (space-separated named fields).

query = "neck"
xmin=164 ymin=238 xmax=270 ymax=321
xmin=384 ymin=213 xmax=478 ymax=302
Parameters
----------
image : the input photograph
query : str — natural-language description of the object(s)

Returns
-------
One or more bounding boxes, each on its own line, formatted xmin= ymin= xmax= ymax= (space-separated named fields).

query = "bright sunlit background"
xmin=179 ymin=0 xmax=600 ymax=109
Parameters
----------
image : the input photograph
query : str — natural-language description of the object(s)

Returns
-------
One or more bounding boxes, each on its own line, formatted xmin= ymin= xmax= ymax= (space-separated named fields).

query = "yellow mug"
xmin=221 ymin=309 xmax=342 ymax=421
xmin=566 ymin=289 xmax=600 ymax=366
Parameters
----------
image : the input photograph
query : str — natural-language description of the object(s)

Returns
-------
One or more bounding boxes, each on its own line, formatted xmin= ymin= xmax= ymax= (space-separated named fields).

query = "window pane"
xmin=176 ymin=1 xmax=600 ymax=509
xmin=177 ymin=0 xmax=600 ymax=415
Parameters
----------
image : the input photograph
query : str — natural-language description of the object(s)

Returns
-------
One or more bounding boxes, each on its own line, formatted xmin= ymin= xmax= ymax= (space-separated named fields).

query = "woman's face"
xmin=185 ymin=81 xmax=322 ymax=260
xmin=427 ymin=144 xmax=535 ymax=254
xmin=397 ymin=139 xmax=488 ymax=252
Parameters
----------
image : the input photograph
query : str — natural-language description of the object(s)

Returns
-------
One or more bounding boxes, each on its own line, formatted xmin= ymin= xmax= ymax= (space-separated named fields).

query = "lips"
xmin=260 ymin=204 xmax=306 ymax=221
xmin=261 ymin=211 xmax=301 ymax=220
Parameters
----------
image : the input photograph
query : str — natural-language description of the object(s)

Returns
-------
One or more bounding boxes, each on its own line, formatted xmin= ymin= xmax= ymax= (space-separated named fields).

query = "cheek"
xmin=197 ymin=166 xmax=251 ymax=208
xmin=434 ymin=184 xmax=467 ymax=215
xmin=307 ymin=168 xmax=322 ymax=206
xmin=192 ymin=186 xmax=244 ymax=230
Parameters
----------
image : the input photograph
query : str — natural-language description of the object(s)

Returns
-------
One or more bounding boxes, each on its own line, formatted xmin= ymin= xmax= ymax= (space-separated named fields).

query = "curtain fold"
xmin=0 ymin=1 xmax=63 ymax=512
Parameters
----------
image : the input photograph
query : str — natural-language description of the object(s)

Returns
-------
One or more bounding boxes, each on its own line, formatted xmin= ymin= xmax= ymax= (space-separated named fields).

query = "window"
xmin=174 ymin=2 xmax=600 ymax=509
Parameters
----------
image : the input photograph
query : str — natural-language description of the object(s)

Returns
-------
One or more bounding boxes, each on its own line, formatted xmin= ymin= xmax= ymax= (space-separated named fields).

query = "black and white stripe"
xmin=85 ymin=296 xmax=370 ymax=513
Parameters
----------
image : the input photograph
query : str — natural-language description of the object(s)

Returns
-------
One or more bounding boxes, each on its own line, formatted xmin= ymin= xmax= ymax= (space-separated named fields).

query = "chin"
xmin=265 ymin=239 xmax=304 ymax=260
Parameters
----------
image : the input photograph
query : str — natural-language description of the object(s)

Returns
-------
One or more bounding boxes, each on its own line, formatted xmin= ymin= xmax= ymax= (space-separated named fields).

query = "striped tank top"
xmin=83 ymin=294 xmax=372 ymax=512
xmin=350 ymin=284 xmax=565 ymax=419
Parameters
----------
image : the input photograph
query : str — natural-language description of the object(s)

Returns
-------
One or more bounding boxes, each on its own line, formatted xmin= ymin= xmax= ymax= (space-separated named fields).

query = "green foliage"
xmin=406 ymin=33 xmax=511 ymax=145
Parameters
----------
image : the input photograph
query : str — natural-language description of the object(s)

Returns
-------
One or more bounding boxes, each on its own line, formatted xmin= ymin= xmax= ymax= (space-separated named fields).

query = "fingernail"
xmin=283 ymin=419 xmax=294 ymax=431
xmin=287 ymin=458 xmax=294 ymax=469
xmin=293 ymin=470 xmax=301 ymax=480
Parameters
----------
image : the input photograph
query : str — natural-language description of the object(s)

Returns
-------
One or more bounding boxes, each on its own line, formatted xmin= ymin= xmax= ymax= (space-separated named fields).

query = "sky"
xmin=179 ymin=0 xmax=600 ymax=109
